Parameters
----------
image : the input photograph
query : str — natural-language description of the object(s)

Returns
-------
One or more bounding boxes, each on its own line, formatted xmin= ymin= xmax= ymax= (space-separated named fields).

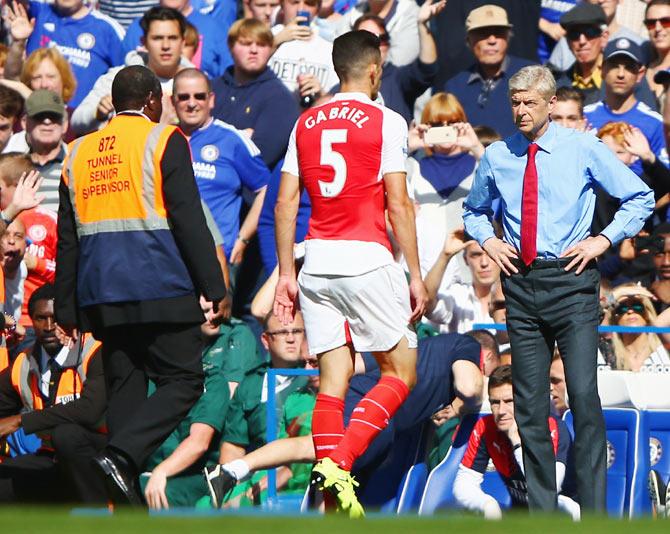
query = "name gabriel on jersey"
xmin=304 ymin=103 xmax=370 ymax=130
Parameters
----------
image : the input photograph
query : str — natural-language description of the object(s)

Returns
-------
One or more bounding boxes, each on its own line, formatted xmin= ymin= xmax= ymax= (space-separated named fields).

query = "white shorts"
xmin=298 ymin=263 xmax=418 ymax=355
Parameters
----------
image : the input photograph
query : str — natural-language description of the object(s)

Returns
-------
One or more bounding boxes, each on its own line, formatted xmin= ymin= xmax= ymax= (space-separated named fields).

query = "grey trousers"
xmin=503 ymin=261 xmax=606 ymax=513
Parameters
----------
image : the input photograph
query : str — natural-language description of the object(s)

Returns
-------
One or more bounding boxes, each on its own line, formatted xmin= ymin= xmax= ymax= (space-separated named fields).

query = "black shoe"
xmin=649 ymin=469 xmax=667 ymax=518
xmin=203 ymin=465 xmax=237 ymax=508
xmin=93 ymin=448 xmax=143 ymax=506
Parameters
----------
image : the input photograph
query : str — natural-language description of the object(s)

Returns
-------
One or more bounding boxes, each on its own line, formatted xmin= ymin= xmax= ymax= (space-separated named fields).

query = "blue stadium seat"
xmin=359 ymin=421 xmax=431 ymax=512
xmin=418 ymin=414 xmax=512 ymax=515
xmin=644 ymin=411 xmax=670 ymax=499
xmin=564 ymin=408 xmax=649 ymax=517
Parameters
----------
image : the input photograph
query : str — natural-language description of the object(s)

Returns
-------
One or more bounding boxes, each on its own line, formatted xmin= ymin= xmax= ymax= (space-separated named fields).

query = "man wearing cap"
xmin=584 ymin=37 xmax=669 ymax=176
xmin=444 ymin=4 xmax=535 ymax=138
xmin=23 ymin=91 xmax=68 ymax=214
xmin=555 ymin=2 xmax=656 ymax=108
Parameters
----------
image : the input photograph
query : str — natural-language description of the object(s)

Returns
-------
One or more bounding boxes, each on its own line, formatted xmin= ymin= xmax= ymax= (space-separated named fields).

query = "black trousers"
xmin=99 ymin=322 xmax=204 ymax=470
xmin=503 ymin=261 xmax=606 ymax=513
xmin=0 ymin=424 xmax=107 ymax=503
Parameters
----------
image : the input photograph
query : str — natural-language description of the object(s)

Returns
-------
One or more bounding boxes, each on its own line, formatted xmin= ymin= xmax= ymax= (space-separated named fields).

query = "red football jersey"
xmin=18 ymin=207 xmax=57 ymax=326
xmin=283 ymin=93 xmax=408 ymax=276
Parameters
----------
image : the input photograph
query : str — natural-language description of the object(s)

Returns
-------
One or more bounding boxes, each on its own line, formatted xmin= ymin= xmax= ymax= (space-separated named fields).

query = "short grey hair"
xmin=508 ymin=65 xmax=556 ymax=100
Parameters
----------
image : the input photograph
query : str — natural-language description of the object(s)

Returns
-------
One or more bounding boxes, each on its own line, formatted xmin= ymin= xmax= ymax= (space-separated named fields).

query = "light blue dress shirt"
xmin=463 ymin=122 xmax=655 ymax=258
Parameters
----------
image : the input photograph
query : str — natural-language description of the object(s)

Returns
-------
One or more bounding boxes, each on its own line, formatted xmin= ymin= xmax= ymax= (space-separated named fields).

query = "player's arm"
xmin=384 ymin=172 xmax=427 ymax=322
xmin=452 ymin=360 xmax=483 ymax=415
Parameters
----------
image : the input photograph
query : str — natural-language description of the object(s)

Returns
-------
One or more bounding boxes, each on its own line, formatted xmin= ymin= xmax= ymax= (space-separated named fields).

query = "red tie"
xmin=521 ymin=143 xmax=539 ymax=266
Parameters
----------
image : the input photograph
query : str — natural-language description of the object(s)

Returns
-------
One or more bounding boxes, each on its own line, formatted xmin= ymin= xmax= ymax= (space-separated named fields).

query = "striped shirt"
xmin=32 ymin=144 xmax=68 ymax=214
xmin=96 ymin=0 xmax=157 ymax=28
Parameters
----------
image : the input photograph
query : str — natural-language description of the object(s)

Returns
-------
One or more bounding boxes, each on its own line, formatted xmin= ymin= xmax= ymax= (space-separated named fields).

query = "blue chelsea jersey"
xmin=189 ymin=119 xmax=270 ymax=259
xmin=27 ymin=2 xmax=126 ymax=108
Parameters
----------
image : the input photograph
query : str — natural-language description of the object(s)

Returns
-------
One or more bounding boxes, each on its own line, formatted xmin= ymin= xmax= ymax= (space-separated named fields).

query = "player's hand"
xmin=95 ymin=95 xmax=114 ymax=122
xmin=274 ymin=19 xmax=312 ymax=46
xmin=230 ymin=238 xmax=248 ymax=265
xmin=5 ymin=170 xmax=44 ymax=220
xmin=273 ymin=274 xmax=299 ymax=325
xmin=443 ymin=227 xmax=475 ymax=258
xmin=482 ymin=237 xmax=518 ymax=276
xmin=430 ymin=404 xmax=457 ymax=427
xmin=560 ymin=235 xmax=610 ymax=275
xmin=408 ymin=277 xmax=428 ymax=323
xmin=623 ymin=126 xmax=655 ymax=164
xmin=145 ymin=468 xmax=169 ymax=510
xmin=417 ymin=0 xmax=446 ymax=25
xmin=504 ymin=420 xmax=521 ymax=448
xmin=297 ymin=73 xmax=322 ymax=100
xmin=3 ymin=1 xmax=35 ymax=43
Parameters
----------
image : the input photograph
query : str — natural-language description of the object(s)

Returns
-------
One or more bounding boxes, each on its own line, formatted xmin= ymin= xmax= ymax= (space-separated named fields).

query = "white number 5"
xmin=318 ymin=129 xmax=348 ymax=197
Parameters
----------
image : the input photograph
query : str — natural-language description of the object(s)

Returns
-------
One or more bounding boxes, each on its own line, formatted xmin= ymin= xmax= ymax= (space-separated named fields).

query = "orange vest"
xmin=10 ymin=334 xmax=103 ymax=448
xmin=61 ymin=114 xmax=195 ymax=307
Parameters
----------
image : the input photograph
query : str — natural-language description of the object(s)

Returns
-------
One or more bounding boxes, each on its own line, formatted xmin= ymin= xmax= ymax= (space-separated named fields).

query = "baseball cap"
xmin=560 ymin=3 xmax=606 ymax=29
xmin=465 ymin=5 xmax=513 ymax=33
xmin=604 ymin=38 xmax=643 ymax=65
xmin=25 ymin=90 xmax=65 ymax=118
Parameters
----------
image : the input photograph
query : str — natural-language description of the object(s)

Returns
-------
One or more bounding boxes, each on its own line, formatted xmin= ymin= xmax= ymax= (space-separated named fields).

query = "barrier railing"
xmin=473 ymin=323 xmax=670 ymax=334
xmin=265 ymin=368 xmax=319 ymax=504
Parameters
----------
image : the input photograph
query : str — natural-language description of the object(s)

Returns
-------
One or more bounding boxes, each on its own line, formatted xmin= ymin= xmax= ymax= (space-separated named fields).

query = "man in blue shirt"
xmin=584 ymin=37 xmax=669 ymax=177
xmin=122 ymin=0 xmax=233 ymax=79
xmin=22 ymin=0 xmax=126 ymax=108
xmin=444 ymin=4 xmax=534 ymax=138
xmin=173 ymin=68 xmax=270 ymax=266
xmin=463 ymin=65 xmax=654 ymax=513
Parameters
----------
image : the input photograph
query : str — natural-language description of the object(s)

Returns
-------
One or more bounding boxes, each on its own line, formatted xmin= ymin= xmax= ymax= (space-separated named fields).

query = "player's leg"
xmin=327 ymin=337 xmax=416 ymax=472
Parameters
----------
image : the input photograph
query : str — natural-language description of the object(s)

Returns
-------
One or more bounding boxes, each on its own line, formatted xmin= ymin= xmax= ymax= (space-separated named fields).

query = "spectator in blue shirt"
xmin=584 ymin=37 xmax=669 ymax=176
xmin=463 ymin=64 xmax=654 ymax=514
xmin=173 ymin=68 xmax=270 ymax=266
xmin=444 ymin=4 xmax=535 ymax=138
xmin=537 ymin=0 xmax=577 ymax=64
xmin=122 ymin=0 xmax=233 ymax=79
xmin=212 ymin=18 xmax=300 ymax=170
xmin=3 ymin=0 xmax=126 ymax=109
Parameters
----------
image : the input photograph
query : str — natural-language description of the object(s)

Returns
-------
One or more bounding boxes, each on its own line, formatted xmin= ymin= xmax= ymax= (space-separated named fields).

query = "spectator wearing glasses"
xmin=444 ymin=5 xmax=535 ymax=138
xmin=217 ymin=311 xmax=310 ymax=467
xmin=645 ymin=0 xmax=670 ymax=110
xmin=555 ymin=2 xmax=656 ymax=108
xmin=172 ymin=68 xmax=270 ymax=268
xmin=548 ymin=0 xmax=647 ymax=75
xmin=350 ymin=0 xmax=444 ymax=125
xmin=602 ymin=283 xmax=670 ymax=371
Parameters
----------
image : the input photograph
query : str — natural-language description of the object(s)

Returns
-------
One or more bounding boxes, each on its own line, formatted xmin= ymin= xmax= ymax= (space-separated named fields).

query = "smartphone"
xmin=424 ymin=126 xmax=457 ymax=145
xmin=296 ymin=9 xmax=311 ymax=26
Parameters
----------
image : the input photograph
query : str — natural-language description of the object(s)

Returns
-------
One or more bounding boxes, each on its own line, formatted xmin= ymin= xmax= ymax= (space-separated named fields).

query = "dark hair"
xmin=466 ymin=329 xmax=500 ymax=358
xmin=653 ymin=222 xmax=670 ymax=237
xmin=332 ymin=30 xmax=381 ymax=83
xmin=0 ymin=85 xmax=23 ymax=120
xmin=173 ymin=68 xmax=211 ymax=92
xmin=140 ymin=6 xmax=186 ymax=38
xmin=353 ymin=14 xmax=386 ymax=34
xmin=28 ymin=283 xmax=55 ymax=318
xmin=111 ymin=65 xmax=162 ymax=112
xmin=488 ymin=364 xmax=513 ymax=390
xmin=555 ymin=86 xmax=584 ymax=115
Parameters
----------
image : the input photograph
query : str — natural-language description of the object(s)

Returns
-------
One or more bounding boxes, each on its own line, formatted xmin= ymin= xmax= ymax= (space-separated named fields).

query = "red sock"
xmin=312 ymin=393 xmax=345 ymax=461
xmin=329 ymin=376 xmax=409 ymax=471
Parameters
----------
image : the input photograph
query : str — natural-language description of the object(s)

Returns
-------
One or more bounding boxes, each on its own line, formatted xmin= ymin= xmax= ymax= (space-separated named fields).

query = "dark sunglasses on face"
xmin=566 ymin=26 xmax=602 ymax=41
xmin=614 ymin=301 xmax=645 ymax=316
xmin=644 ymin=17 xmax=670 ymax=30
xmin=175 ymin=92 xmax=209 ymax=102
xmin=31 ymin=112 xmax=63 ymax=123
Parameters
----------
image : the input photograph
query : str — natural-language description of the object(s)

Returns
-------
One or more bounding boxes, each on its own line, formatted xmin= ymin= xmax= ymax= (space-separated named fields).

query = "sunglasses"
xmin=614 ymin=302 xmax=645 ymax=316
xmin=566 ymin=26 xmax=602 ymax=41
xmin=644 ymin=17 xmax=670 ymax=30
xmin=175 ymin=92 xmax=209 ymax=102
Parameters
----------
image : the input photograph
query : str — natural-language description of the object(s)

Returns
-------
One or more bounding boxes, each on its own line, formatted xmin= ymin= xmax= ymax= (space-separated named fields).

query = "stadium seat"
xmin=643 ymin=411 xmax=670 ymax=498
xmin=625 ymin=374 xmax=670 ymax=410
xmin=564 ymin=408 xmax=649 ymax=517
xmin=418 ymin=414 xmax=512 ymax=515
xmin=597 ymin=371 xmax=634 ymax=408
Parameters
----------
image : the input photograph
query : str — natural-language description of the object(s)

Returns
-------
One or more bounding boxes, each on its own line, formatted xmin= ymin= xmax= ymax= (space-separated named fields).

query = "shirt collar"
xmin=572 ymin=55 xmax=603 ymax=89
xmin=512 ymin=121 xmax=557 ymax=155
xmin=39 ymin=345 xmax=69 ymax=374
xmin=331 ymin=92 xmax=373 ymax=104
xmin=467 ymin=55 xmax=510 ymax=85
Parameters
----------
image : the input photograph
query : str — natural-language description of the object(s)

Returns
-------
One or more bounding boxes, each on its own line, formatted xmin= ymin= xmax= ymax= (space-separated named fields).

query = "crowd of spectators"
xmin=0 ymin=0 xmax=666 ymax=513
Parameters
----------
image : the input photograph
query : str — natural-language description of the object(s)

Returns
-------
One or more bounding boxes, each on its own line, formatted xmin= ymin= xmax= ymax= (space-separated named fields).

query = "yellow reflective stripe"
xmin=66 ymin=137 xmax=87 ymax=233
xmin=76 ymin=217 xmax=170 ymax=236
xmin=11 ymin=353 xmax=34 ymax=410
xmin=142 ymin=123 xmax=173 ymax=225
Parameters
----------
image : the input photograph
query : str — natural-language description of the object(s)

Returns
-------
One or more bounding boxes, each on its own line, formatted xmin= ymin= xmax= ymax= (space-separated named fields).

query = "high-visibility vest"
xmin=10 ymin=334 xmax=104 ymax=448
xmin=61 ymin=114 xmax=195 ymax=307
xmin=0 ymin=269 xmax=7 ymax=372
